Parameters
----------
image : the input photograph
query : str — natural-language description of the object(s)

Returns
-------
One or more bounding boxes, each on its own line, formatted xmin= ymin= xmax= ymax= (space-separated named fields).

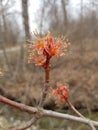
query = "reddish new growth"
xmin=27 ymin=31 xmax=69 ymax=68
xmin=52 ymin=83 xmax=69 ymax=102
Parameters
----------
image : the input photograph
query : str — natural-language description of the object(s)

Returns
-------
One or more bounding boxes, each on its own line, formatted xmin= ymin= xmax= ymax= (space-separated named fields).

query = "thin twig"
xmin=26 ymin=40 xmax=32 ymax=44
xmin=66 ymin=98 xmax=84 ymax=118
xmin=39 ymin=58 xmax=50 ymax=107
xmin=8 ymin=116 xmax=40 ymax=130
xmin=66 ymin=98 xmax=96 ymax=130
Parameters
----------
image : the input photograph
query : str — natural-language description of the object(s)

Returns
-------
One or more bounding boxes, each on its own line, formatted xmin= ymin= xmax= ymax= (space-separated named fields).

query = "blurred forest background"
xmin=0 ymin=0 xmax=98 ymax=109
xmin=0 ymin=0 xmax=98 ymax=129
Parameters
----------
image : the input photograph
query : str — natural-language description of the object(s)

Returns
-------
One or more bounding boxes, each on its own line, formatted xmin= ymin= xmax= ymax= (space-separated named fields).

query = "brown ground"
xmin=0 ymin=40 xmax=98 ymax=110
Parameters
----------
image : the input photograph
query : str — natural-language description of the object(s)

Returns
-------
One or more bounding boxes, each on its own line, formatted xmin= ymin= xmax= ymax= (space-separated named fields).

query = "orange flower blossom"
xmin=52 ymin=82 xmax=69 ymax=102
xmin=27 ymin=31 xmax=70 ymax=68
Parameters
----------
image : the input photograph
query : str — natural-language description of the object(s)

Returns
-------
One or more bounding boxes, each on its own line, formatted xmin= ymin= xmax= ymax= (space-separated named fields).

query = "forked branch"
xmin=0 ymin=95 xmax=98 ymax=129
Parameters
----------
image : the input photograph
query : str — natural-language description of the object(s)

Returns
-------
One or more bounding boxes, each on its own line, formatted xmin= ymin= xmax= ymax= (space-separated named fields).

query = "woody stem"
xmin=39 ymin=58 xmax=50 ymax=107
xmin=66 ymin=98 xmax=96 ymax=130
xmin=66 ymin=98 xmax=84 ymax=118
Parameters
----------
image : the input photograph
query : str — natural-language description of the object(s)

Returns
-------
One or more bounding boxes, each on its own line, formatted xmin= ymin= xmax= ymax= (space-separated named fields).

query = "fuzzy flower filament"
xmin=27 ymin=31 xmax=70 ymax=68
xmin=52 ymin=83 xmax=69 ymax=102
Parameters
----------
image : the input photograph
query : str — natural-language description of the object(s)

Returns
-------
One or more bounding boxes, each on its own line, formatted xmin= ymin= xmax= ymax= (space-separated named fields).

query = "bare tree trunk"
xmin=20 ymin=0 xmax=31 ymax=72
xmin=0 ymin=0 xmax=12 ymax=75
xmin=80 ymin=0 xmax=84 ymax=56
xmin=21 ymin=0 xmax=30 ymax=39
xmin=39 ymin=0 xmax=45 ymax=36
xmin=0 ymin=0 xmax=8 ymax=43
xmin=61 ymin=0 xmax=68 ymax=28
xmin=53 ymin=0 xmax=59 ymax=23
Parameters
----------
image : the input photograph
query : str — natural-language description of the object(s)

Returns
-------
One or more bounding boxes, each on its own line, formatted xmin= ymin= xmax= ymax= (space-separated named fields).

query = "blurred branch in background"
xmin=0 ymin=0 xmax=21 ymax=46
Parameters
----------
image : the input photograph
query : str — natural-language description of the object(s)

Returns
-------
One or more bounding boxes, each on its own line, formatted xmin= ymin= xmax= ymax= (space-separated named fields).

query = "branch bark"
xmin=0 ymin=95 xmax=98 ymax=129
xmin=39 ymin=58 xmax=50 ymax=107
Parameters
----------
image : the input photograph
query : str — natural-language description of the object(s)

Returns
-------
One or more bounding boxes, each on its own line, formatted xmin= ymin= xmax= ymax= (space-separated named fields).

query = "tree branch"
xmin=0 ymin=95 xmax=38 ymax=113
xmin=0 ymin=95 xmax=98 ymax=129
xmin=43 ymin=110 xmax=98 ymax=127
